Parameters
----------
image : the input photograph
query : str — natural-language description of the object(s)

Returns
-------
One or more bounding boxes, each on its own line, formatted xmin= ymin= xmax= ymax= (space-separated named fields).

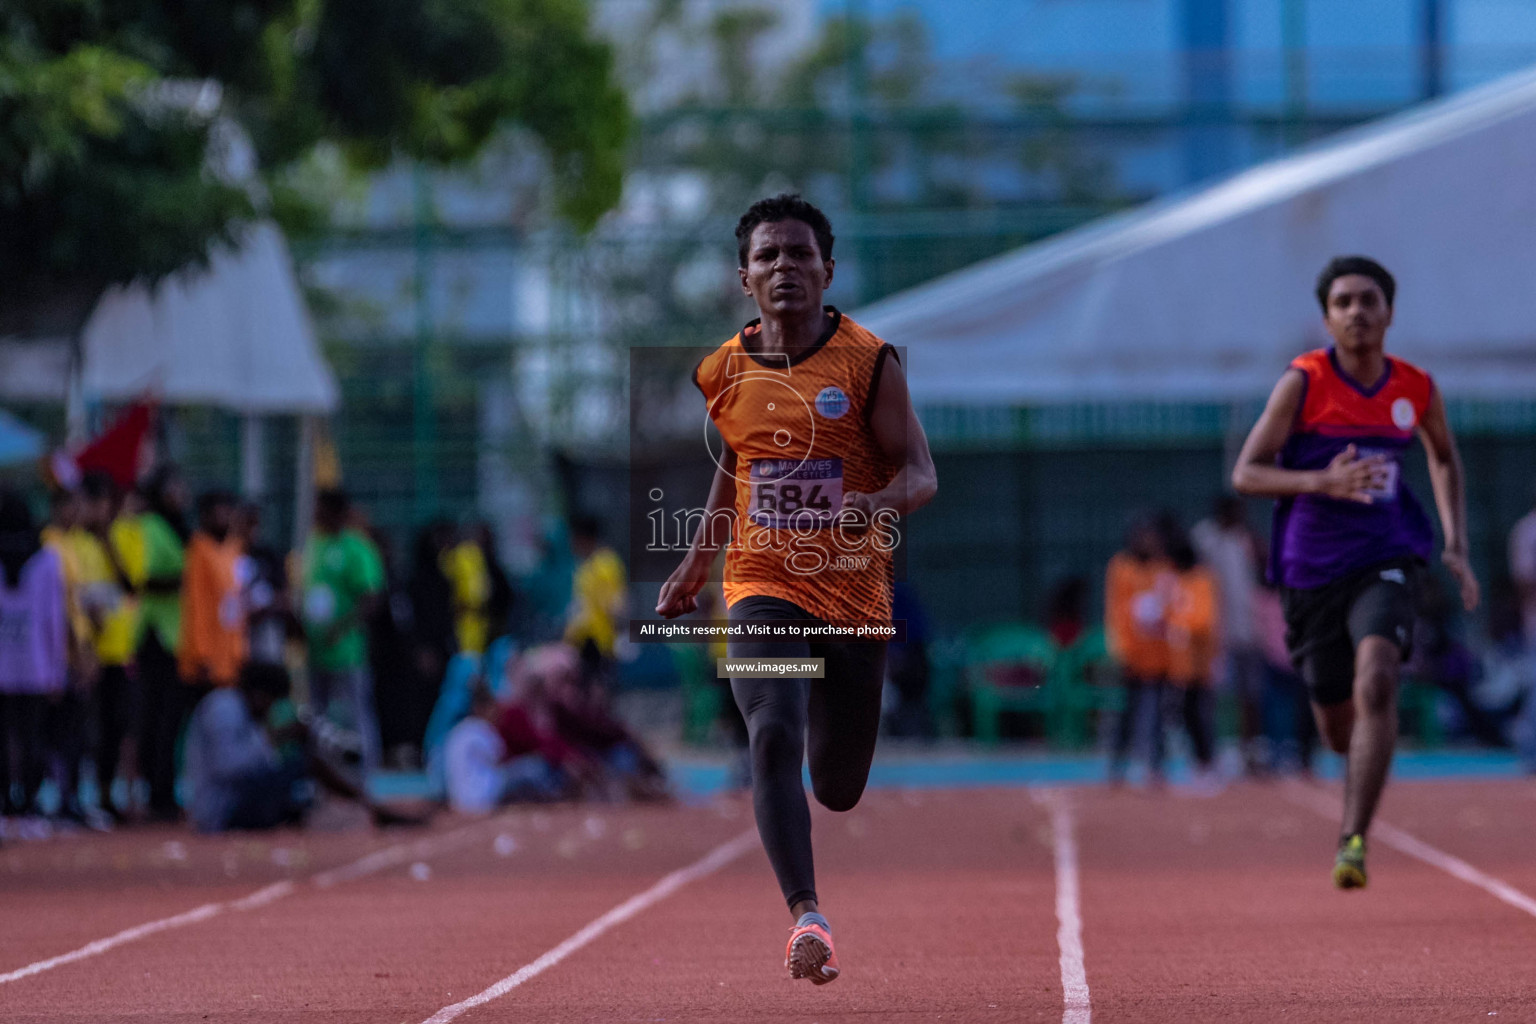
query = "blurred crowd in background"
xmin=0 ymin=466 xmax=664 ymax=840
xmin=1094 ymin=494 xmax=1536 ymax=786
xmin=5 ymin=457 xmax=1535 ymax=842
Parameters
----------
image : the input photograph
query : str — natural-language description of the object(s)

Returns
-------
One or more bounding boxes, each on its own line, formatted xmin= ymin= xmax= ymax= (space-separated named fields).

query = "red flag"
xmin=74 ymin=401 xmax=155 ymax=490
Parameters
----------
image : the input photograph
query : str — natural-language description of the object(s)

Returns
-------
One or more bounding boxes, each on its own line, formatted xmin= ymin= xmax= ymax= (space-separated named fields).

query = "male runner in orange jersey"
xmin=1233 ymin=256 xmax=1479 ymax=889
xmin=657 ymin=194 xmax=937 ymax=984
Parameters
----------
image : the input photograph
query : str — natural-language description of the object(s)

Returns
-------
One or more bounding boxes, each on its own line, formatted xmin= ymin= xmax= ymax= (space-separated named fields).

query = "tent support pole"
xmin=241 ymin=414 xmax=266 ymax=500
xmin=294 ymin=415 xmax=316 ymax=552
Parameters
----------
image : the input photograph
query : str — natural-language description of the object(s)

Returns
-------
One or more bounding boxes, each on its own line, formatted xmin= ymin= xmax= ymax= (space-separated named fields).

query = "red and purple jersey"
xmin=1269 ymin=348 xmax=1436 ymax=589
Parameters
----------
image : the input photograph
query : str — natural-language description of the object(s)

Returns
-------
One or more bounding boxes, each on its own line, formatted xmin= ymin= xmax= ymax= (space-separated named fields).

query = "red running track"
xmin=2 ymin=778 xmax=1533 ymax=1022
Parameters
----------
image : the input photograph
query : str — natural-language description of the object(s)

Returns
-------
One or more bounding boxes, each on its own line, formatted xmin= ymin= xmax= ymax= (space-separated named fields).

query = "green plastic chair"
xmin=1046 ymin=627 xmax=1124 ymax=748
xmin=964 ymin=623 xmax=1057 ymax=744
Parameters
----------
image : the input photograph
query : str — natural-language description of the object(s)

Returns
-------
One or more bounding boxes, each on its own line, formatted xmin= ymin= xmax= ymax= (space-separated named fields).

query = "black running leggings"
xmin=728 ymin=596 xmax=886 ymax=910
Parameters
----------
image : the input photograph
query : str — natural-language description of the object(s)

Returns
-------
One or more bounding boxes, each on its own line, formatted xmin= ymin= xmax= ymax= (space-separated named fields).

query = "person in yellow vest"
xmin=74 ymin=473 xmax=141 ymax=822
xmin=40 ymin=488 xmax=89 ymax=671
xmin=442 ymin=532 xmax=490 ymax=656
xmin=564 ymin=515 xmax=627 ymax=694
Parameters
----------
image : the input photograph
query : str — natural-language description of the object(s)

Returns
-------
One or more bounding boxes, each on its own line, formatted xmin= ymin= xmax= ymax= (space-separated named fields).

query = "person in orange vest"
xmin=1105 ymin=514 xmax=1173 ymax=786
xmin=1164 ymin=524 xmax=1221 ymax=788
xmin=178 ymin=490 xmax=246 ymax=694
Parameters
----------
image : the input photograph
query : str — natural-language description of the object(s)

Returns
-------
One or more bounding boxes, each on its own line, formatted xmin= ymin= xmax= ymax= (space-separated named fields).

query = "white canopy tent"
xmin=855 ymin=65 xmax=1536 ymax=406
xmin=78 ymin=220 xmax=336 ymax=531
xmin=80 ymin=221 xmax=338 ymax=414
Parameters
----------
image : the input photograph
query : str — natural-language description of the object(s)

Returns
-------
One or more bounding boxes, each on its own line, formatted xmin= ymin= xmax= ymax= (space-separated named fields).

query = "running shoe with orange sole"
xmin=785 ymin=922 xmax=840 ymax=985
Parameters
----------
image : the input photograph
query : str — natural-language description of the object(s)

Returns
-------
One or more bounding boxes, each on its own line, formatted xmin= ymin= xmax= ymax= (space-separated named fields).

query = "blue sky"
xmin=818 ymin=0 xmax=1536 ymax=106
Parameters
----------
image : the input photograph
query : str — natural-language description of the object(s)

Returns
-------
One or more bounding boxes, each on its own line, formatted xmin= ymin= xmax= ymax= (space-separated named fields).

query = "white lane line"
xmin=231 ymin=880 xmax=296 ymax=910
xmin=1032 ymin=789 xmax=1091 ymax=1024
xmin=1281 ymin=782 xmax=1536 ymax=919
xmin=0 ymin=817 xmax=503 ymax=987
xmin=0 ymin=903 xmax=224 ymax=985
xmin=310 ymin=825 xmax=486 ymax=889
xmin=420 ymin=829 xmax=759 ymax=1024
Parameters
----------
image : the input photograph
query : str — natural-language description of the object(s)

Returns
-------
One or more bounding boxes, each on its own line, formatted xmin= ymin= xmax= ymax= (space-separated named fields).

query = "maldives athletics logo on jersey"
xmin=815 ymin=385 xmax=850 ymax=420
xmin=1391 ymin=397 xmax=1417 ymax=430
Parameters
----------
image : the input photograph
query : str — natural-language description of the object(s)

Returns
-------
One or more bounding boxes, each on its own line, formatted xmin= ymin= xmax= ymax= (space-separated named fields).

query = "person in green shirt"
xmin=301 ymin=488 xmax=385 ymax=773
xmin=135 ymin=467 xmax=191 ymax=821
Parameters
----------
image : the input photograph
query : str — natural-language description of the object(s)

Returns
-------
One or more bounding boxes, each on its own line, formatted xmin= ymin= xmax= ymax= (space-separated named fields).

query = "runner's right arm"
xmin=656 ymin=448 xmax=738 ymax=619
xmin=1232 ymin=369 xmax=1388 ymax=503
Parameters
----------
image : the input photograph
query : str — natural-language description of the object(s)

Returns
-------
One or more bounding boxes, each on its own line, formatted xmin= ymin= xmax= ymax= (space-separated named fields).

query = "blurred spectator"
xmin=368 ymin=528 xmax=441 ymax=770
xmin=409 ymin=520 xmax=459 ymax=694
xmin=1192 ymin=495 xmax=1267 ymax=775
xmin=1165 ymin=527 xmax=1219 ymax=784
xmin=0 ymin=489 xmax=68 ymax=818
xmin=1509 ymin=496 xmax=1536 ymax=648
xmin=884 ymin=581 xmax=934 ymax=738
xmin=538 ymin=643 xmax=668 ymax=801
xmin=234 ymin=502 xmax=291 ymax=666
xmin=184 ymin=661 xmax=421 ymax=832
xmin=471 ymin=521 xmax=515 ymax=646
xmin=184 ymin=661 xmax=304 ymax=831
xmin=1253 ymin=578 xmax=1316 ymax=775
xmin=502 ymin=643 xmax=668 ymax=802
xmin=694 ymin=585 xmax=748 ymax=783
xmin=40 ymin=487 xmax=90 ymax=819
xmin=1105 ymin=514 xmax=1172 ymax=785
xmin=179 ymin=490 xmax=246 ymax=691
xmin=1407 ymin=572 xmax=1507 ymax=747
xmin=443 ymin=686 xmax=565 ymax=814
xmin=366 ymin=528 xmax=412 ymax=766
xmin=443 ymin=528 xmax=490 ymax=656
xmin=1045 ymin=576 xmax=1089 ymax=650
xmin=40 ymin=488 xmax=88 ymax=665
xmin=519 ymin=527 xmax=577 ymax=643
xmin=300 ymin=488 xmax=385 ymax=774
xmin=564 ymin=515 xmax=626 ymax=695
xmin=135 ymin=466 xmax=190 ymax=821
xmin=77 ymin=472 xmax=139 ymax=823
xmin=1483 ymin=580 xmax=1536 ymax=772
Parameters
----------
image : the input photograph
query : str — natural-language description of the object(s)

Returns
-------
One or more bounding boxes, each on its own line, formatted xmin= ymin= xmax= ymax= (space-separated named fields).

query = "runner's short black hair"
xmin=735 ymin=193 xmax=835 ymax=267
xmin=1316 ymin=256 xmax=1395 ymax=312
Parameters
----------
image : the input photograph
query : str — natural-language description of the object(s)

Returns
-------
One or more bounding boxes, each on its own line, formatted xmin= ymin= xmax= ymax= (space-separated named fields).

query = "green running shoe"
xmin=1333 ymin=833 xmax=1367 ymax=890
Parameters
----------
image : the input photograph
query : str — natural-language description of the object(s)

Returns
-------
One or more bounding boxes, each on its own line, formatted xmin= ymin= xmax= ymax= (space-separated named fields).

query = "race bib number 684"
xmin=749 ymin=458 xmax=843 ymax=529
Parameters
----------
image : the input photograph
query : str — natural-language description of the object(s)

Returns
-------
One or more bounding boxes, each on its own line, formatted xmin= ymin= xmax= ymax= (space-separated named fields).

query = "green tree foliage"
xmin=609 ymin=7 xmax=1122 ymax=325
xmin=0 ymin=0 xmax=628 ymax=332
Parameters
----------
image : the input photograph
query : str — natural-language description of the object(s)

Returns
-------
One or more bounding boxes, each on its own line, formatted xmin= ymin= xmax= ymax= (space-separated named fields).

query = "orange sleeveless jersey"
xmin=1290 ymin=348 xmax=1435 ymax=438
xmin=694 ymin=309 xmax=900 ymax=623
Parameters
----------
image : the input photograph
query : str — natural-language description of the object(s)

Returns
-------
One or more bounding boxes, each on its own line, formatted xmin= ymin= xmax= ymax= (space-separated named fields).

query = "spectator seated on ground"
xmin=184 ymin=662 xmax=427 ymax=832
xmin=520 ymin=643 xmax=670 ymax=803
xmin=443 ymin=685 xmax=565 ymax=814
xmin=423 ymin=635 xmax=516 ymax=772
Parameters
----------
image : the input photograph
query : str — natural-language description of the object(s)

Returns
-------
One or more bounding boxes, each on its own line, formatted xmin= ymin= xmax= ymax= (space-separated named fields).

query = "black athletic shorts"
xmin=1281 ymin=557 xmax=1421 ymax=706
